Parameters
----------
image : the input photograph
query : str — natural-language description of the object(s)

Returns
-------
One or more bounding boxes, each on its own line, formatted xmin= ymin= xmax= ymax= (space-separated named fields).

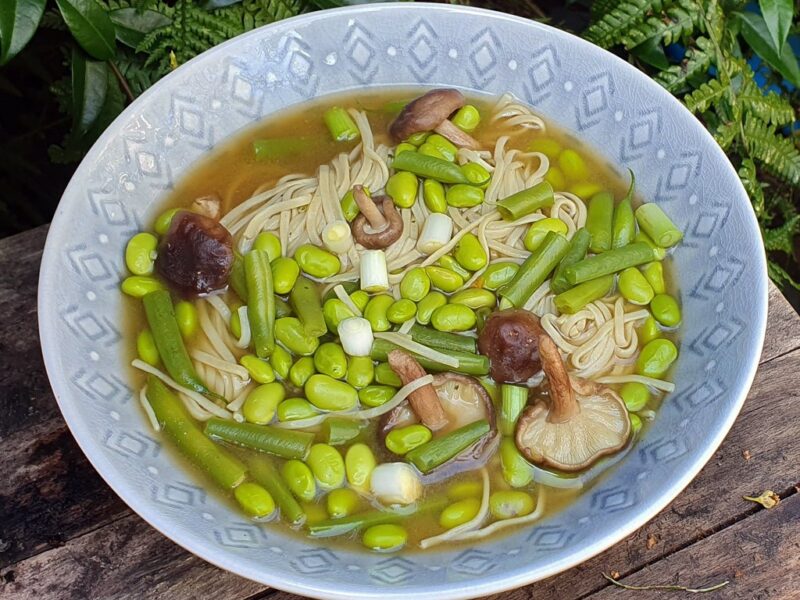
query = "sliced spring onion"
xmin=530 ymin=466 xmax=583 ymax=489
xmin=235 ymin=305 xmax=251 ymax=349
xmin=337 ymin=317 xmax=374 ymax=357
xmin=417 ymin=213 xmax=454 ymax=255
xmin=360 ymin=249 xmax=389 ymax=292
xmin=321 ymin=220 xmax=353 ymax=254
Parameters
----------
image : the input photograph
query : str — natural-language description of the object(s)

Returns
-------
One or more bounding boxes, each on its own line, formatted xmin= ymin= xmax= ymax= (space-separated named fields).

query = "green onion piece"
xmin=635 ymin=203 xmax=683 ymax=248
xmin=204 ymin=418 xmax=314 ymax=460
xmin=554 ymin=275 xmax=615 ymax=314
xmin=499 ymin=231 xmax=570 ymax=307
xmin=246 ymin=455 xmax=306 ymax=524
xmin=405 ymin=419 xmax=491 ymax=473
xmin=499 ymin=384 xmax=528 ymax=436
xmin=586 ymin=191 xmax=614 ymax=253
xmin=550 ymin=228 xmax=591 ymax=294
xmin=408 ymin=323 xmax=477 ymax=354
xmin=323 ymin=106 xmax=360 ymax=142
xmin=370 ymin=338 xmax=489 ymax=376
xmin=496 ymin=181 xmax=554 ymax=220
xmin=391 ymin=150 xmax=468 ymax=184
xmin=564 ymin=242 xmax=654 ymax=285
xmin=253 ymin=137 xmax=314 ymax=161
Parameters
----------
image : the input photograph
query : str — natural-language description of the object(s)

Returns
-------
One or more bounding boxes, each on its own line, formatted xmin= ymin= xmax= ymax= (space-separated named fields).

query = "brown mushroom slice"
xmin=389 ymin=89 xmax=480 ymax=149
xmin=515 ymin=325 xmax=630 ymax=472
xmin=350 ymin=187 xmax=404 ymax=250
xmin=387 ymin=350 xmax=448 ymax=431
xmin=477 ymin=309 xmax=542 ymax=384
xmin=155 ymin=210 xmax=234 ymax=297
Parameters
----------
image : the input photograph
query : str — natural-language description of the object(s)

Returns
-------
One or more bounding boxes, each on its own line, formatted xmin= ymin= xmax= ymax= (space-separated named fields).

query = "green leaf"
xmin=758 ymin=0 xmax=793 ymax=53
xmin=71 ymin=47 xmax=108 ymax=134
xmin=655 ymin=37 xmax=714 ymax=93
xmin=631 ymin=36 xmax=669 ymax=70
xmin=735 ymin=10 xmax=800 ymax=87
xmin=584 ymin=0 xmax=667 ymax=47
xmin=56 ymin=0 xmax=117 ymax=60
xmin=684 ymin=78 xmax=728 ymax=113
xmin=202 ymin=0 xmax=243 ymax=7
xmin=109 ymin=7 xmax=170 ymax=49
xmin=743 ymin=116 xmax=800 ymax=184
xmin=0 ymin=0 xmax=46 ymax=65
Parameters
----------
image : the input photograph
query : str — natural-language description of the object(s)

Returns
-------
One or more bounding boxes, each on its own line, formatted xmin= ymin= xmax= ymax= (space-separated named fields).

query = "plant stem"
xmin=108 ymin=60 xmax=135 ymax=103
xmin=601 ymin=573 xmax=729 ymax=593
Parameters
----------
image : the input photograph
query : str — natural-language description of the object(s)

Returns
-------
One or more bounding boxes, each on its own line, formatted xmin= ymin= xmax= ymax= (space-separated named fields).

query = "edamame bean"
xmin=451 ymin=104 xmax=480 ymax=131
xmin=125 ymin=232 xmax=158 ymax=275
xmin=641 ymin=262 xmax=666 ymax=295
xmin=174 ymin=301 xmax=198 ymax=338
xmin=350 ymin=290 xmax=369 ymax=312
xmin=253 ymin=232 xmax=282 ymax=261
xmin=270 ymin=345 xmax=292 ymax=380
xmin=386 ymin=171 xmax=419 ymax=208
xmin=426 ymin=134 xmax=458 ymax=162
xmin=327 ymin=487 xmax=360 ymax=518
xmin=400 ymin=267 xmax=431 ymax=302
xmin=345 ymin=443 xmax=376 ymax=490
xmin=240 ymin=355 xmax=276 ymax=384
xmin=423 ymin=179 xmax=447 ymax=213
xmin=630 ymin=413 xmax=643 ymax=435
xmin=431 ymin=304 xmax=477 ymax=332
xmin=418 ymin=142 xmax=446 ymax=160
xmin=137 ymin=329 xmax=159 ymax=366
xmin=154 ymin=207 xmax=180 ymax=235
xmin=439 ymin=498 xmax=481 ymax=529
xmin=449 ymin=288 xmax=496 ymax=310
xmin=277 ymin=397 xmax=318 ymax=422
xmin=416 ymin=291 xmax=448 ymax=324
xmin=636 ymin=338 xmax=678 ymax=378
xmin=242 ymin=382 xmax=285 ymax=424
xmin=454 ymin=233 xmax=487 ymax=271
xmin=558 ymin=148 xmax=587 ymax=180
xmin=234 ymin=482 xmax=276 ymax=518
xmin=489 ymin=490 xmax=534 ymax=520
xmin=307 ymin=443 xmax=345 ymax=489
xmin=544 ymin=167 xmax=566 ymax=189
xmin=346 ymin=355 xmax=374 ymax=389
xmin=446 ymin=184 xmax=484 ymax=208
xmin=425 ymin=266 xmax=464 ymax=293
xmin=358 ymin=384 xmax=396 ymax=407
xmin=275 ymin=317 xmax=319 ymax=356
xmin=447 ymin=480 xmax=483 ymax=500
xmin=500 ymin=437 xmax=533 ymax=488
xmin=294 ymin=244 xmax=341 ymax=278
xmin=289 ymin=356 xmax=316 ymax=387
xmin=364 ymin=294 xmax=394 ymax=332
xmin=362 ymin=524 xmax=407 ymax=551
xmin=640 ymin=316 xmax=662 ymax=344
xmin=121 ymin=275 xmax=163 ymax=298
xmin=527 ymin=137 xmax=561 ymax=159
xmin=271 ymin=257 xmax=300 ymax=295
xmin=461 ymin=162 xmax=491 ymax=187
xmin=385 ymin=424 xmax=432 ymax=455
xmin=523 ymin=218 xmax=568 ymax=252
xmin=322 ymin=298 xmax=355 ymax=332
xmin=437 ymin=254 xmax=470 ymax=279
xmin=394 ymin=142 xmax=416 ymax=155
xmin=477 ymin=261 xmax=519 ymax=291
xmin=387 ymin=299 xmax=417 ymax=324
xmin=569 ymin=182 xmax=602 ymax=199
xmin=314 ymin=342 xmax=348 ymax=380
xmin=282 ymin=459 xmax=316 ymax=501
xmin=650 ymin=294 xmax=681 ymax=327
xmin=620 ymin=382 xmax=650 ymax=412
xmin=305 ymin=374 xmax=358 ymax=411
xmin=374 ymin=362 xmax=402 ymax=387
xmin=618 ymin=267 xmax=655 ymax=305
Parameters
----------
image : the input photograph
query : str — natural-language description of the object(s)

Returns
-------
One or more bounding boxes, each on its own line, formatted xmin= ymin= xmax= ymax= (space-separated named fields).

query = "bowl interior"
xmin=38 ymin=4 xmax=767 ymax=599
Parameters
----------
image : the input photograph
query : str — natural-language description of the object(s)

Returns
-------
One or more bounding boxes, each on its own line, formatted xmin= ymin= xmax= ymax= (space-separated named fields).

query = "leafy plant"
xmin=586 ymin=0 xmax=800 ymax=290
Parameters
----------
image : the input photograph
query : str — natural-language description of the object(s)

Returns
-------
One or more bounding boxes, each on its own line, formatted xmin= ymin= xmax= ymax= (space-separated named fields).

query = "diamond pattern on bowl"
xmin=452 ymin=549 xmax=497 ymax=575
xmin=638 ymin=437 xmax=688 ymax=465
xmin=686 ymin=316 xmax=746 ymax=358
xmin=655 ymin=152 xmax=702 ymax=202
xmin=103 ymin=429 xmax=160 ymax=459
xmin=60 ymin=306 xmax=121 ymax=346
xmin=152 ymin=481 xmax=206 ymax=509
xmin=688 ymin=256 xmax=746 ymax=300
xmin=575 ymin=72 xmax=615 ymax=130
xmin=214 ymin=523 xmax=268 ymax=548
xmin=290 ymin=548 xmax=339 ymax=575
xmin=344 ymin=21 xmax=378 ymax=84
xmin=467 ymin=28 xmax=500 ymax=87
xmin=619 ymin=109 xmax=661 ymax=160
xmin=673 ymin=379 xmax=726 ymax=413
xmin=526 ymin=525 xmax=575 ymax=550
xmin=524 ymin=45 xmax=560 ymax=105
xmin=370 ymin=557 xmax=418 ymax=584
xmin=408 ymin=19 xmax=438 ymax=82
xmin=590 ymin=486 xmax=636 ymax=513
xmin=171 ymin=95 xmax=214 ymax=150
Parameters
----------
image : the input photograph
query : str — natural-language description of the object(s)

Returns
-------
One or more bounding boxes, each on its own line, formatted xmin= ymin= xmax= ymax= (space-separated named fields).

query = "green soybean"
xmin=620 ymin=381 xmax=650 ymax=412
xmin=271 ymin=257 xmax=300 ymax=295
xmin=636 ymin=338 xmax=678 ymax=378
xmin=277 ymin=397 xmax=319 ymax=422
xmin=490 ymin=490 xmax=534 ymax=519
xmin=612 ymin=197 xmax=636 ymax=249
xmin=288 ymin=356 xmax=316 ymax=387
xmin=500 ymin=437 xmax=533 ymax=488
xmin=439 ymin=498 xmax=481 ymax=529
xmin=175 ymin=301 xmax=198 ymax=338
xmin=635 ymin=203 xmax=683 ymax=247
xmin=242 ymin=383 xmax=284 ymax=424
xmin=121 ymin=275 xmax=163 ymax=298
xmin=641 ymin=262 xmax=666 ymax=295
xmin=437 ymin=254 xmax=471 ymax=279
xmin=154 ymin=208 xmax=180 ymax=235
xmin=477 ymin=261 xmax=519 ymax=291
xmin=345 ymin=443 xmax=376 ymax=491
xmin=386 ymin=171 xmax=419 ymax=208
xmin=205 ymin=418 xmax=314 ymax=460
xmin=362 ymin=524 xmax=407 ymax=551
xmin=314 ymin=342 xmax=348 ymax=380
xmin=447 ymin=184 xmax=484 ymax=208
xmin=496 ymin=181 xmax=554 ymax=220
xmin=346 ymin=355 xmax=374 ymax=389
xmin=416 ymin=291 xmax=448 ymax=324
xmin=545 ymin=166 xmax=566 ymax=189
xmin=392 ymin=150 xmax=468 ymax=184
xmin=425 ymin=265 xmax=464 ymax=293
xmin=323 ymin=298 xmax=355 ymax=333
xmin=419 ymin=142 xmax=445 ymax=160
xmin=431 ymin=304 xmax=477 ymax=332
xmin=306 ymin=443 xmax=345 ymax=489
xmin=374 ymin=362 xmax=403 ymax=387
xmin=321 ymin=417 xmax=363 ymax=446
xmin=451 ymin=104 xmax=480 ymax=131
xmin=400 ymin=267 xmax=431 ymax=302
xmin=253 ymin=232 xmax=282 ymax=261
xmin=234 ymin=482 xmax=276 ymax=519
xmin=630 ymin=413 xmax=643 ymax=435
xmin=640 ymin=316 xmax=662 ymax=344
xmin=523 ymin=218 xmax=568 ymax=252
xmin=125 ymin=232 xmax=158 ymax=275
xmin=394 ymin=142 xmax=416 ymax=155
xmin=305 ymin=374 xmax=358 ymax=411
xmin=405 ymin=131 xmax=430 ymax=145
xmin=554 ymin=275 xmax=614 ymax=314
xmin=564 ymin=242 xmax=654 ymax=284
xmin=294 ymin=244 xmax=341 ymax=278
xmin=558 ymin=149 xmax=588 ymax=180
xmin=447 ymin=480 xmax=483 ymax=500
xmin=240 ymin=354 xmax=276 ymax=384
xmin=449 ymin=288 xmax=496 ymax=310
xmin=350 ymin=290 xmax=370 ymax=312
xmin=550 ymin=228 xmax=592 ymax=294
xmin=586 ymin=191 xmax=614 ymax=253
xmin=454 ymin=233 xmax=488 ymax=271
xmin=275 ymin=317 xmax=319 ymax=356
xmin=651 ymin=294 xmax=681 ymax=327
xmin=137 ymin=329 xmax=160 ymax=366
xmin=358 ymin=384 xmax=397 ymax=407
xmin=499 ymin=232 xmax=569 ymax=307
xmin=385 ymin=424 xmax=433 ymax=455
xmin=269 ymin=345 xmax=292 ymax=380
xmin=422 ymin=179 xmax=447 ymax=213
xmin=327 ymin=487 xmax=360 ymax=519
xmin=618 ymin=267 xmax=655 ymax=305
xmin=461 ymin=162 xmax=491 ymax=187
xmin=426 ymin=134 xmax=458 ymax=161
xmin=387 ymin=299 xmax=417 ymax=324
xmin=364 ymin=294 xmax=394 ymax=332
xmin=282 ymin=459 xmax=316 ymax=501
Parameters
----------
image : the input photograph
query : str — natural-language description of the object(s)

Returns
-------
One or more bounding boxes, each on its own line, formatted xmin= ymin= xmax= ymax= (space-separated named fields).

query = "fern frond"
xmin=713 ymin=119 xmax=739 ymax=150
xmin=622 ymin=0 xmax=705 ymax=49
xmin=591 ymin=0 xmax=618 ymax=20
xmin=738 ymin=158 xmax=766 ymax=217
xmin=684 ymin=77 xmax=727 ymax=113
xmin=743 ymin=117 xmax=800 ymax=184
xmin=655 ymin=37 xmax=713 ymax=93
xmin=767 ymin=260 xmax=800 ymax=289
xmin=763 ymin=213 xmax=800 ymax=254
xmin=584 ymin=0 xmax=667 ymax=48
xmin=739 ymin=81 xmax=796 ymax=126
xmin=240 ymin=0 xmax=305 ymax=31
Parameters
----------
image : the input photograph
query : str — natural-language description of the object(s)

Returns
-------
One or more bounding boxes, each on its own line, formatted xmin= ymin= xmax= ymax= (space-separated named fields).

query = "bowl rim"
xmin=37 ymin=3 xmax=768 ymax=599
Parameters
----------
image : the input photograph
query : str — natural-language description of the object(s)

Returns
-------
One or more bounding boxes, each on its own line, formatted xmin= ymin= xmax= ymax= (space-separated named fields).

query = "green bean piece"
xmin=121 ymin=275 xmax=164 ymax=298
xmin=499 ymin=232 xmax=570 ymax=307
xmin=641 ymin=262 xmax=666 ymax=295
xmin=125 ymin=232 xmax=158 ymax=275
xmin=553 ymin=275 xmax=614 ymax=314
xmin=321 ymin=417 xmax=363 ymax=446
xmin=306 ymin=443 xmax=346 ymax=489
xmin=439 ymin=498 xmax=481 ymax=529
xmin=346 ymin=355 xmax=374 ymax=389
xmin=650 ymin=293 xmax=682 ymax=327
xmin=374 ymin=362 xmax=403 ymax=387
xmin=314 ymin=342 xmax=348 ymax=380
xmin=558 ymin=149 xmax=588 ymax=180
xmin=500 ymin=437 xmax=533 ymax=488
xmin=634 ymin=230 xmax=667 ymax=260
xmin=620 ymin=382 xmax=650 ymax=412
xmin=499 ymin=384 xmax=528 ymax=436
xmin=327 ymin=488 xmax=360 ymax=519
xmin=253 ymin=137 xmax=314 ymax=160
xmin=269 ymin=345 xmax=292 ymax=380
xmin=364 ymin=294 xmax=394 ymax=332
xmin=477 ymin=261 xmax=519 ymax=291
xmin=282 ymin=459 xmax=316 ymax=501
xmin=253 ymin=231 xmax=282 ymax=261
xmin=451 ymin=104 xmax=480 ymax=131
xmin=399 ymin=267 xmax=431 ymax=302
xmin=431 ymin=304 xmax=477 ymax=332
xmin=229 ymin=255 xmax=248 ymax=302
xmin=242 ymin=382 xmax=285 ymax=424
xmin=426 ymin=134 xmax=458 ymax=162
xmin=618 ymin=267 xmax=655 ymax=305
xmin=305 ymin=374 xmax=359 ymax=411
xmin=496 ymin=181 xmax=554 ymax=220
xmin=564 ymin=242 xmax=654 ymax=285
xmin=449 ymin=288 xmax=496 ymax=310
xmin=425 ymin=265 xmax=464 ymax=293
xmin=387 ymin=299 xmax=417 ymax=324
xmin=246 ymin=456 xmax=305 ymax=524
xmin=288 ymin=356 xmax=316 ymax=387
xmin=523 ymin=217 xmax=568 ymax=252
xmin=245 ymin=250 xmax=276 ymax=358
xmin=323 ymin=106 xmax=359 ymax=142
xmin=490 ymin=490 xmax=534 ymax=520
xmin=345 ymin=443 xmax=376 ymax=491
xmin=275 ymin=317 xmax=319 ymax=356
xmin=422 ymin=179 xmax=447 ymax=213
xmin=586 ymin=191 xmax=614 ymax=253
xmin=461 ymin=162 xmax=492 ymax=187
xmin=386 ymin=171 xmax=419 ymax=208
xmin=154 ymin=207 xmax=180 ymax=235
xmin=136 ymin=329 xmax=159 ymax=366
xmin=294 ymin=244 xmax=341 ymax=278
xmin=635 ymin=203 xmax=683 ymax=247
xmin=146 ymin=377 xmax=245 ymax=489
xmin=636 ymin=338 xmax=678 ymax=378
xmin=358 ymin=384 xmax=397 ymax=407
xmin=370 ymin=338 xmax=489 ymax=376
xmin=405 ymin=419 xmax=491 ymax=473
xmin=385 ymin=424 xmax=432 ymax=455
xmin=234 ymin=482 xmax=276 ymax=518
xmin=310 ymin=508 xmax=400 ymax=538
xmin=550 ymin=228 xmax=591 ymax=294
xmin=639 ymin=316 xmax=662 ymax=344
xmin=288 ymin=276 xmax=326 ymax=338
xmin=612 ymin=198 xmax=636 ymax=249
xmin=454 ymin=232 xmax=488 ymax=271
xmin=277 ymin=397 xmax=318 ymax=422
xmin=142 ymin=290 xmax=212 ymax=396
xmin=437 ymin=254 xmax=471 ymax=279
xmin=391 ymin=150 xmax=469 ymax=184
xmin=271 ymin=257 xmax=300 ymax=295
xmin=205 ymin=418 xmax=314 ymax=459
xmin=416 ymin=291 xmax=448 ymax=325
xmin=446 ymin=184 xmax=484 ymax=208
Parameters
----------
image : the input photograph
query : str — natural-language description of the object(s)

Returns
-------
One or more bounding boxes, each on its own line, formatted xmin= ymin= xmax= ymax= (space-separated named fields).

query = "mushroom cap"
xmin=389 ymin=89 xmax=466 ymax=142
xmin=515 ymin=378 xmax=631 ymax=472
xmin=351 ymin=196 xmax=404 ymax=249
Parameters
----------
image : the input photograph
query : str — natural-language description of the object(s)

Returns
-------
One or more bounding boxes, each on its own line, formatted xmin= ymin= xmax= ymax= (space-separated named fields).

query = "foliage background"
xmin=0 ymin=0 xmax=797 ymax=303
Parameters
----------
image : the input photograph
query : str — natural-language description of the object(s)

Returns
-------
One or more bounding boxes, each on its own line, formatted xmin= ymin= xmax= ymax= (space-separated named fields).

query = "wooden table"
xmin=2 ymin=225 xmax=799 ymax=599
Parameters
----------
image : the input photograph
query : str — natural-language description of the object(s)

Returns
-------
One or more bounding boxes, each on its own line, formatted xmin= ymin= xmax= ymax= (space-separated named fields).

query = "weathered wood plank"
xmin=763 ymin=282 xmax=800 ymax=363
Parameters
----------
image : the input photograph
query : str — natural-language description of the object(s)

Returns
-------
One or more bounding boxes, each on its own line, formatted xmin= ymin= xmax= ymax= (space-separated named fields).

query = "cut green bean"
xmin=554 ymin=275 xmax=614 ymax=314
xmin=309 ymin=498 xmax=448 ymax=537
xmin=391 ymin=150 xmax=468 ymax=184
xmin=634 ymin=230 xmax=667 ymax=260
xmin=586 ymin=191 xmax=614 ymax=253
xmin=499 ymin=232 xmax=570 ymax=307
xmin=289 ymin=276 xmax=326 ymax=338
xmin=321 ymin=417 xmax=363 ymax=446
xmin=323 ymin=106 xmax=359 ymax=142
xmin=406 ymin=419 xmax=491 ymax=473
xmin=204 ymin=418 xmax=314 ymax=460
xmin=408 ymin=323 xmax=477 ymax=354
xmin=635 ymin=203 xmax=683 ymax=248
xmin=245 ymin=250 xmax=276 ymax=358
xmin=550 ymin=228 xmax=591 ymax=294
xmin=229 ymin=255 xmax=248 ymax=301
xmin=499 ymin=384 xmax=528 ymax=436
xmin=146 ymin=377 xmax=245 ymax=489
xmin=496 ymin=181 xmax=554 ymax=220
xmin=370 ymin=338 xmax=489 ymax=376
xmin=565 ymin=242 xmax=654 ymax=284
xmin=253 ymin=137 xmax=314 ymax=160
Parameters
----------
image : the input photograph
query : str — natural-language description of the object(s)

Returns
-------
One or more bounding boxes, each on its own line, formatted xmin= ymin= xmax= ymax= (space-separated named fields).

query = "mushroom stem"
xmin=534 ymin=324 xmax=579 ymax=423
xmin=434 ymin=119 xmax=481 ymax=150
xmin=387 ymin=350 xmax=448 ymax=431
xmin=353 ymin=185 xmax=387 ymax=230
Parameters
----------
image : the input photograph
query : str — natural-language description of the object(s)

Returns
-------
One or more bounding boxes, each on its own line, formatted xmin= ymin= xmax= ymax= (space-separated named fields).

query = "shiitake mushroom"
xmin=477 ymin=309 xmax=542 ymax=384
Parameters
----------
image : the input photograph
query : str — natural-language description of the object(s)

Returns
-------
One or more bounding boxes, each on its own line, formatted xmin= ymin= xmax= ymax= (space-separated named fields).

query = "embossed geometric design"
xmin=60 ymin=305 xmax=121 ymax=346
xmin=65 ymin=246 xmax=116 ymax=282
xmin=291 ymin=548 xmax=339 ymax=575
xmin=619 ymin=108 xmax=661 ymax=160
xmin=527 ymin=525 xmax=575 ymax=550
xmin=152 ymin=481 xmax=206 ymax=509
xmin=524 ymin=45 xmax=560 ymax=104
xmin=278 ymin=32 xmax=318 ymax=96
xmin=467 ymin=28 xmax=500 ymax=87
xmin=104 ymin=429 xmax=160 ymax=459
xmin=171 ymin=95 xmax=214 ymax=149
xmin=655 ymin=152 xmax=702 ymax=202
xmin=575 ymin=72 xmax=615 ymax=130
xmin=638 ymin=437 xmax=688 ymax=465
xmin=408 ymin=19 xmax=438 ymax=81
xmin=590 ymin=486 xmax=636 ymax=512
xmin=686 ymin=316 xmax=746 ymax=357
xmin=88 ymin=187 xmax=139 ymax=230
xmin=221 ymin=59 xmax=266 ymax=119
xmin=370 ymin=557 xmax=417 ymax=584
xmin=688 ymin=256 xmax=746 ymax=300
xmin=452 ymin=549 xmax=497 ymax=575
xmin=344 ymin=21 xmax=378 ymax=83
xmin=214 ymin=523 xmax=267 ymax=548
xmin=673 ymin=379 xmax=726 ymax=412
